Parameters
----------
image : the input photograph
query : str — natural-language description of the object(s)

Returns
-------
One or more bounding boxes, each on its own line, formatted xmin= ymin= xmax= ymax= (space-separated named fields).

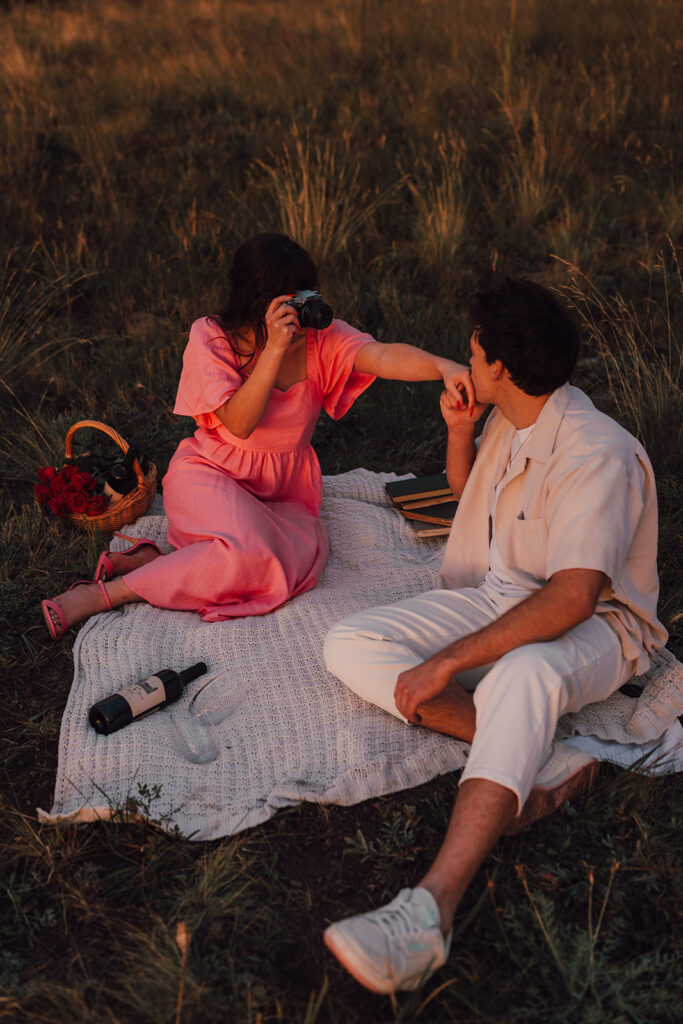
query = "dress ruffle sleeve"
xmin=311 ymin=319 xmax=376 ymax=419
xmin=173 ymin=317 xmax=243 ymax=428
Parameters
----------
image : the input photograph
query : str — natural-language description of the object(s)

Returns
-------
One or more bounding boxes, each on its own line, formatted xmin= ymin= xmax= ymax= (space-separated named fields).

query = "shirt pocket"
xmin=501 ymin=516 xmax=548 ymax=583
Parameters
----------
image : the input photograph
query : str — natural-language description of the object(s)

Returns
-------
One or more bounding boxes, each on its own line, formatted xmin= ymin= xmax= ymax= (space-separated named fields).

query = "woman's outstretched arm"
xmin=353 ymin=341 xmax=475 ymax=410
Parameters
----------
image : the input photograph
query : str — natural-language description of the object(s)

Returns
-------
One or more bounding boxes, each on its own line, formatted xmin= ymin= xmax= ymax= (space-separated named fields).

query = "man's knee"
xmin=323 ymin=616 xmax=366 ymax=684
xmin=475 ymin=645 xmax=568 ymax=717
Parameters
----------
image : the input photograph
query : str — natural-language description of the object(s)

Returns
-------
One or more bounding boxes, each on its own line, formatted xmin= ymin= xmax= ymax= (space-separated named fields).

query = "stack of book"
xmin=385 ymin=472 xmax=456 ymax=538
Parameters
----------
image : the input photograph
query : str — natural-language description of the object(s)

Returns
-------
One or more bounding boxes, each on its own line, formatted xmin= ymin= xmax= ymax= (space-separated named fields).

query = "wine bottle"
xmin=103 ymin=461 xmax=138 ymax=504
xmin=88 ymin=661 xmax=207 ymax=735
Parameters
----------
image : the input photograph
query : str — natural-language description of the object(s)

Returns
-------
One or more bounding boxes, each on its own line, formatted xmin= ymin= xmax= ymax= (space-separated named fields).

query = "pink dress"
xmin=124 ymin=316 xmax=375 ymax=619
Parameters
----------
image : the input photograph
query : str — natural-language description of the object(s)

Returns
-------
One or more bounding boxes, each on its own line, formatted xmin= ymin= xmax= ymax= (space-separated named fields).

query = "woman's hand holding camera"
xmin=215 ymin=295 xmax=303 ymax=438
xmin=264 ymin=295 xmax=301 ymax=354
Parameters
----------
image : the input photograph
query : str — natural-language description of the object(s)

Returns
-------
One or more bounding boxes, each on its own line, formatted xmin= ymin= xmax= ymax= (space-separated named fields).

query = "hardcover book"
xmin=401 ymin=501 xmax=458 ymax=526
xmin=386 ymin=474 xmax=456 ymax=538
xmin=411 ymin=523 xmax=451 ymax=538
xmin=385 ymin=472 xmax=452 ymax=505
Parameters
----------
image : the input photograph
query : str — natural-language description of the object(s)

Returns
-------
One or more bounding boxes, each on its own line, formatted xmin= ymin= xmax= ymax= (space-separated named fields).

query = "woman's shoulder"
xmin=315 ymin=318 xmax=368 ymax=341
xmin=185 ymin=317 xmax=238 ymax=364
xmin=188 ymin=316 xmax=229 ymax=348
xmin=311 ymin=318 xmax=375 ymax=357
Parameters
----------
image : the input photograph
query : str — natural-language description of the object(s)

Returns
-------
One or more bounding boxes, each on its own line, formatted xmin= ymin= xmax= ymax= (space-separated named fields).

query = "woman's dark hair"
xmin=211 ymin=233 xmax=319 ymax=363
xmin=468 ymin=278 xmax=580 ymax=396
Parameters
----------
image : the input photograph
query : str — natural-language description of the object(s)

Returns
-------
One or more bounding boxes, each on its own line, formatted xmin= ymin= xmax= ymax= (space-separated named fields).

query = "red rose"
xmin=87 ymin=498 xmax=106 ymax=515
xmin=47 ymin=495 xmax=67 ymax=517
xmin=74 ymin=470 xmax=97 ymax=492
xmin=51 ymin=477 xmax=68 ymax=497
xmin=61 ymin=465 xmax=78 ymax=483
xmin=34 ymin=483 xmax=52 ymax=504
xmin=38 ymin=466 xmax=57 ymax=482
xmin=66 ymin=491 xmax=89 ymax=514
xmin=67 ymin=479 xmax=92 ymax=498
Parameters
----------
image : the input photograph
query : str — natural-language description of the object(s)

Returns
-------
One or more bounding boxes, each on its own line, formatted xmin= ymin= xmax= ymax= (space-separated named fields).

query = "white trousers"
xmin=324 ymin=584 xmax=634 ymax=810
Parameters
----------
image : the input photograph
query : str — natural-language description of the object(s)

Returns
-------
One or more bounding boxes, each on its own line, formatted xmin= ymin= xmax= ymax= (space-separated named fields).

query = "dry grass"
xmin=1 ymin=0 xmax=681 ymax=1021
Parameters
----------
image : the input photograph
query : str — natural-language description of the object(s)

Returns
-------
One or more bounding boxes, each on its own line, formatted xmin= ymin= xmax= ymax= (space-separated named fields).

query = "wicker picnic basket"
xmin=64 ymin=420 xmax=157 ymax=531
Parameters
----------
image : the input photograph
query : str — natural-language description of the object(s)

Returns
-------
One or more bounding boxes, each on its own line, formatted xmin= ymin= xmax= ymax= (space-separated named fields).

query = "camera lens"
xmin=300 ymin=298 xmax=333 ymax=330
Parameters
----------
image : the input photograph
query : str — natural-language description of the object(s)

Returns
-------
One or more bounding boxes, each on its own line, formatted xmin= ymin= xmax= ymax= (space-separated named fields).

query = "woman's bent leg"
xmin=124 ymin=457 xmax=327 ymax=618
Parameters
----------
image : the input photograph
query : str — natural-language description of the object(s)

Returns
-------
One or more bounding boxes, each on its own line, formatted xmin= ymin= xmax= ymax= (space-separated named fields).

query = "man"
xmin=322 ymin=278 xmax=667 ymax=995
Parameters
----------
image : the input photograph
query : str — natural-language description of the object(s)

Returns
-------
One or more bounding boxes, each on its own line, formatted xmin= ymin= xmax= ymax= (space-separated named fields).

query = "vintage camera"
xmin=287 ymin=290 xmax=333 ymax=329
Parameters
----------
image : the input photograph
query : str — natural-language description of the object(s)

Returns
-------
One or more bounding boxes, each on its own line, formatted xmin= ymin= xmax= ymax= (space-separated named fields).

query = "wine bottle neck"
xmin=179 ymin=662 xmax=208 ymax=686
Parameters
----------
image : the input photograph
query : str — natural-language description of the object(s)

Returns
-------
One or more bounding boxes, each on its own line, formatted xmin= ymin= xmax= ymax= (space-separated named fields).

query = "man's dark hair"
xmin=468 ymin=278 xmax=580 ymax=396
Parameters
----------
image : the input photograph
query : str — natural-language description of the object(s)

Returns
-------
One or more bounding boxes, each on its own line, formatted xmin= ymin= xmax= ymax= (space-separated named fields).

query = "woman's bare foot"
xmin=42 ymin=577 xmax=141 ymax=638
xmin=43 ymin=581 xmax=112 ymax=636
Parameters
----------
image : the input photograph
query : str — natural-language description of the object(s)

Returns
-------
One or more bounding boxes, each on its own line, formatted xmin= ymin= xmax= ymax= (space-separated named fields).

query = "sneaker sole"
xmin=324 ymin=926 xmax=397 ymax=994
xmin=504 ymin=758 xmax=599 ymax=835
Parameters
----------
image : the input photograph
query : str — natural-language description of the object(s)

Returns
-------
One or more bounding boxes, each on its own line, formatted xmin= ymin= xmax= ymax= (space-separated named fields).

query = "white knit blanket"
xmin=39 ymin=470 xmax=683 ymax=840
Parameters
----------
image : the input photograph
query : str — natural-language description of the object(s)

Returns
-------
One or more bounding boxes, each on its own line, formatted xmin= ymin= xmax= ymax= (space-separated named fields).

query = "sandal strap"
xmin=95 ymin=579 xmax=113 ymax=611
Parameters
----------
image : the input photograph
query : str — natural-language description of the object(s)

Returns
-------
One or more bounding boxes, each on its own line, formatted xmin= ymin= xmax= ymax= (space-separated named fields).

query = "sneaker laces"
xmin=372 ymin=891 xmax=435 ymax=940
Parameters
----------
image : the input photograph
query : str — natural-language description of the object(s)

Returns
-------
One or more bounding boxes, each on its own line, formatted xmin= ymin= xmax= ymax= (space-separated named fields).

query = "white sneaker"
xmin=505 ymin=740 xmax=599 ymax=835
xmin=324 ymin=887 xmax=452 ymax=994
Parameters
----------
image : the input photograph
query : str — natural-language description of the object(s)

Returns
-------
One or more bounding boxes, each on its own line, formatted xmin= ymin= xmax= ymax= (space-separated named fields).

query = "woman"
xmin=42 ymin=233 xmax=473 ymax=637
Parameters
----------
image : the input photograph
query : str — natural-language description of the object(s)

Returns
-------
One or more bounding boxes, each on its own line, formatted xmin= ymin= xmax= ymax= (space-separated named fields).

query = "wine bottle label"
xmin=103 ymin=481 xmax=123 ymax=505
xmin=117 ymin=675 xmax=166 ymax=717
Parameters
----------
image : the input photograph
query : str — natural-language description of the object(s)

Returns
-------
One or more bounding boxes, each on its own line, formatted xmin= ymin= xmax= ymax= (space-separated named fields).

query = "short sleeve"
xmin=173 ymin=318 xmax=242 ymax=428
xmin=310 ymin=319 xmax=376 ymax=419
xmin=544 ymin=452 xmax=646 ymax=585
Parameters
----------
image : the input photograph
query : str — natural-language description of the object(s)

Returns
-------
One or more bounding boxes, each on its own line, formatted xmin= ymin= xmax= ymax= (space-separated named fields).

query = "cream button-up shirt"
xmin=440 ymin=384 xmax=667 ymax=673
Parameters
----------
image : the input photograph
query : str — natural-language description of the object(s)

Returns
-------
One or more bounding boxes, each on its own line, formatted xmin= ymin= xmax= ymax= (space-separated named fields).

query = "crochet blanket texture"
xmin=40 ymin=470 xmax=683 ymax=840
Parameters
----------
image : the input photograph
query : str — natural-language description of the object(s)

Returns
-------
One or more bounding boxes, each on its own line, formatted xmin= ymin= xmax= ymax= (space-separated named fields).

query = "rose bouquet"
xmin=34 ymin=465 xmax=109 ymax=519
xmin=38 ymin=420 xmax=157 ymax=532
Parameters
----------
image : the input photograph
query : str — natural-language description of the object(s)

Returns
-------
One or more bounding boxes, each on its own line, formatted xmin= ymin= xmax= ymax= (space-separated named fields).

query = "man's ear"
xmin=491 ymin=360 xmax=506 ymax=381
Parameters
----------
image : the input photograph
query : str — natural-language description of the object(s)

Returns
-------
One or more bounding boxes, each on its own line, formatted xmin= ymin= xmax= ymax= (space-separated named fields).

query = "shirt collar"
xmin=499 ymin=383 xmax=572 ymax=465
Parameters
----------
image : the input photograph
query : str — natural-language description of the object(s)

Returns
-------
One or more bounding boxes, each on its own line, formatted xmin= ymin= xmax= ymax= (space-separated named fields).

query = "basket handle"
xmin=65 ymin=420 xmax=145 ymax=487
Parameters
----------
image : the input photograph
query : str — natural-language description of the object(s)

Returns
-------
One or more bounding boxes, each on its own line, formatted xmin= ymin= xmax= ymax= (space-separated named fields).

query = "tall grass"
xmin=405 ymin=137 xmax=469 ymax=269
xmin=0 ymin=247 xmax=90 ymax=390
xmin=554 ymin=243 xmax=683 ymax=472
xmin=1 ymin=1 xmax=682 ymax=1021
xmin=495 ymin=95 xmax=572 ymax=229
xmin=258 ymin=128 xmax=405 ymax=264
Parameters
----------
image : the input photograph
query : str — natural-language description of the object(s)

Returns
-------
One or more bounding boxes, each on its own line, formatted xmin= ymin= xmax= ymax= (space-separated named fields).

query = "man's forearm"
xmin=437 ymin=579 xmax=592 ymax=675
xmin=445 ymin=423 xmax=476 ymax=499
xmin=394 ymin=569 xmax=606 ymax=722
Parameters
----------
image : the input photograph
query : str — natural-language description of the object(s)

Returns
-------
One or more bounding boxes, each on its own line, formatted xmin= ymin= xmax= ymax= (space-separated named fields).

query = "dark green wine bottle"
xmin=88 ymin=662 xmax=207 ymax=735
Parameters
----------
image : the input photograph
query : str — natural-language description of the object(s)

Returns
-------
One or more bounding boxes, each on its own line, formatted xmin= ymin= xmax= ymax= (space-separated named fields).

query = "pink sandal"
xmin=94 ymin=539 xmax=161 ymax=582
xmin=41 ymin=579 xmax=113 ymax=640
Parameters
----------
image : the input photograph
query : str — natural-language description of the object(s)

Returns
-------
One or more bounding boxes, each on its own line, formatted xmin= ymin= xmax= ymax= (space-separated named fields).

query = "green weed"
xmin=1 ymin=0 xmax=681 ymax=1021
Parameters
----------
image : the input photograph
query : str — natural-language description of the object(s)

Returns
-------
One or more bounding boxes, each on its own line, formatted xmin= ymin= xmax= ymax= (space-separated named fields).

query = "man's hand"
xmin=394 ymin=654 xmax=455 ymax=723
xmin=394 ymin=568 xmax=608 ymax=724
xmin=440 ymin=387 xmax=488 ymax=428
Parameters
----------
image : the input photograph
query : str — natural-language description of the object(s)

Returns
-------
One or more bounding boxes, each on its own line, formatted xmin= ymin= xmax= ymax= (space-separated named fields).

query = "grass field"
xmin=1 ymin=0 xmax=681 ymax=1020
